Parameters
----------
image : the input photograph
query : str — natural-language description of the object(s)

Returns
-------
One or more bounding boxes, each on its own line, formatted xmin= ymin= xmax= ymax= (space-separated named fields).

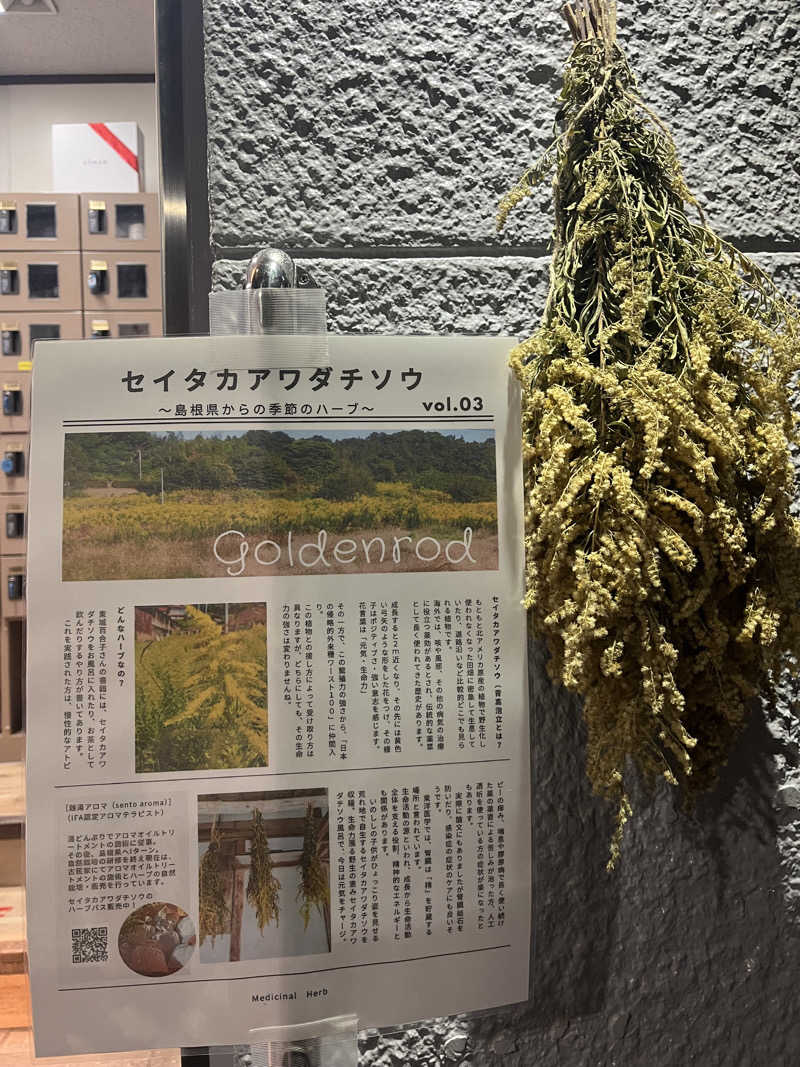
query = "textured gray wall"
xmin=203 ymin=1 xmax=800 ymax=1063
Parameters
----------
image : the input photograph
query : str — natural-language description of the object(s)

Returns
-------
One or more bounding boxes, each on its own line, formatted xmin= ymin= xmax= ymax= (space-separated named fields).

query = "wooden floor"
xmin=0 ymin=885 xmax=24 ymax=975
xmin=0 ymin=1025 xmax=181 ymax=1067
xmin=0 ymin=975 xmax=180 ymax=1064
xmin=0 ymin=762 xmax=24 ymax=825
xmin=0 ymin=885 xmax=24 ymax=940
xmin=0 ymin=886 xmax=178 ymax=1064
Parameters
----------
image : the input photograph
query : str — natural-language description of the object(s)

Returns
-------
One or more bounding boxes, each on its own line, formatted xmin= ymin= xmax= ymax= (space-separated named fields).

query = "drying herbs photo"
xmin=199 ymin=822 xmax=229 ymax=948
xmin=134 ymin=603 xmax=268 ymax=773
xmin=247 ymin=809 xmax=281 ymax=933
xmin=197 ymin=790 xmax=331 ymax=964
xmin=499 ymin=0 xmax=800 ymax=862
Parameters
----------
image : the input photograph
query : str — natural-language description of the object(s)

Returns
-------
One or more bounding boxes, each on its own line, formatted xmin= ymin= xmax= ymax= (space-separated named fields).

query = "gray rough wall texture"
xmin=204 ymin=1 xmax=800 ymax=1064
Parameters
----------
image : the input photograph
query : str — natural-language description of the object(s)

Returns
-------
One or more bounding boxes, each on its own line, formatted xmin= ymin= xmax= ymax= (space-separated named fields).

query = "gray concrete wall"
xmin=203 ymin=1 xmax=800 ymax=1063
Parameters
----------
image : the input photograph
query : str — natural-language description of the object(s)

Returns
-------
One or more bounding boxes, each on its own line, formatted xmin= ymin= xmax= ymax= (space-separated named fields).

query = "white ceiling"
xmin=0 ymin=0 xmax=155 ymax=77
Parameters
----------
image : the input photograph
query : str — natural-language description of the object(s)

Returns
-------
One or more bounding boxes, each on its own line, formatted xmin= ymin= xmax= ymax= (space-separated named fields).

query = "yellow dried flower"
xmin=499 ymin=13 xmax=800 ymax=864
xmin=247 ymin=809 xmax=281 ymax=932
xmin=199 ymin=823 xmax=228 ymax=946
xmin=297 ymin=804 xmax=330 ymax=930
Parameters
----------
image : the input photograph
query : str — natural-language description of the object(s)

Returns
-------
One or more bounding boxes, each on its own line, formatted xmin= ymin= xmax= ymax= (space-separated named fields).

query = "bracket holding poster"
xmin=24 ymin=332 xmax=531 ymax=1057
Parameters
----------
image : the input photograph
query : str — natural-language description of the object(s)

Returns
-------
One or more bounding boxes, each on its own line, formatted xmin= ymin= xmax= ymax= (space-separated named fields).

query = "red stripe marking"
xmin=88 ymin=123 xmax=139 ymax=173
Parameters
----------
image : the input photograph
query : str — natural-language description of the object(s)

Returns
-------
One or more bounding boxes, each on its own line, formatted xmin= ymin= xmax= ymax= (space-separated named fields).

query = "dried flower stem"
xmin=297 ymin=805 xmax=330 ymax=929
xmin=199 ymin=819 xmax=228 ymax=945
xmin=247 ymin=809 xmax=281 ymax=932
xmin=562 ymin=1 xmax=617 ymax=46
xmin=500 ymin=16 xmax=800 ymax=866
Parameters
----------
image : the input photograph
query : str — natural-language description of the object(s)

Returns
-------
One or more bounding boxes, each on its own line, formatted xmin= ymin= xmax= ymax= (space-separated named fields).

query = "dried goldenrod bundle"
xmin=199 ymin=825 xmax=228 ymax=945
xmin=297 ymin=804 xmax=330 ymax=929
xmin=247 ymin=809 xmax=281 ymax=932
xmin=500 ymin=0 xmax=800 ymax=864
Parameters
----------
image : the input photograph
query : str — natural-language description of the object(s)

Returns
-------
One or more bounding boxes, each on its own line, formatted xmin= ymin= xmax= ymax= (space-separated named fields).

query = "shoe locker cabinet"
xmin=0 ymin=192 xmax=162 ymax=759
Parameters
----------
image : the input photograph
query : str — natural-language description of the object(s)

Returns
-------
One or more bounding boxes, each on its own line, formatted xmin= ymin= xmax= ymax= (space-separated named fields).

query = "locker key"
xmin=7 ymin=573 xmax=24 ymax=600
xmin=87 ymin=261 xmax=109 ymax=295
xmin=2 ymin=388 xmax=22 ymax=417
xmin=0 ymin=207 xmax=16 ymax=235
xmin=88 ymin=201 xmax=107 ymax=235
xmin=5 ymin=511 xmax=24 ymax=539
xmin=1 ymin=329 xmax=21 ymax=357
xmin=0 ymin=267 xmax=19 ymax=296
xmin=1 ymin=450 xmax=23 ymax=476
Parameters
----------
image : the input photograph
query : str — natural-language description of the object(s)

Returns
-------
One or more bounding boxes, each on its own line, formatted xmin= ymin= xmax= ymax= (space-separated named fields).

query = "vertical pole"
xmin=155 ymin=0 xmax=211 ymax=335
xmin=230 ymin=865 xmax=245 ymax=963
xmin=160 ymin=467 xmax=165 ymax=505
xmin=322 ymin=891 xmax=332 ymax=953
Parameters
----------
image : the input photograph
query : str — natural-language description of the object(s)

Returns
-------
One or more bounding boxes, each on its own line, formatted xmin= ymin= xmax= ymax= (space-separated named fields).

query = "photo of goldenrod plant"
xmin=61 ymin=428 xmax=498 ymax=579
xmin=135 ymin=602 xmax=267 ymax=773
xmin=197 ymin=789 xmax=330 ymax=964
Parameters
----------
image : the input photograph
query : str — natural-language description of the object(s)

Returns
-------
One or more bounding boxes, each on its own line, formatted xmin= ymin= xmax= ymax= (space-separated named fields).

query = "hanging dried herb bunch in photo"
xmin=297 ymin=804 xmax=330 ymax=929
xmin=199 ymin=821 xmax=228 ymax=945
xmin=499 ymin=0 xmax=800 ymax=864
xmin=247 ymin=808 xmax=281 ymax=932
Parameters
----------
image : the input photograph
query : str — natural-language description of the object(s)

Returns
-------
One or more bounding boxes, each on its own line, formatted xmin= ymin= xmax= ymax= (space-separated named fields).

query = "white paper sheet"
xmin=25 ymin=334 xmax=530 ymax=1056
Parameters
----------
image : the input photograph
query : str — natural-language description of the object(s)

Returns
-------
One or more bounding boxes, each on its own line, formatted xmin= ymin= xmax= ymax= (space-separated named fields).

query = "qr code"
xmin=71 ymin=926 xmax=109 ymax=964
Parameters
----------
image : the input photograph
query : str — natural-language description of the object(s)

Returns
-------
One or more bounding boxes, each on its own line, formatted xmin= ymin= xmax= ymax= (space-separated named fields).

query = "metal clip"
xmin=208 ymin=248 xmax=327 ymax=352
xmin=243 ymin=249 xmax=317 ymax=291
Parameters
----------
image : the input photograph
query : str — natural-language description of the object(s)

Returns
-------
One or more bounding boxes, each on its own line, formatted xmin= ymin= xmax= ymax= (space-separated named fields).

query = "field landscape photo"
xmin=62 ymin=428 xmax=498 ymax=579
xmin=135 ymin=602 xmax=268 ymax=773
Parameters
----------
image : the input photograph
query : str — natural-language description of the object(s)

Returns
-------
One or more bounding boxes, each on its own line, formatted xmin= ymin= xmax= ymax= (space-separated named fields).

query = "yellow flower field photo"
xmin=62 ymin=428 xmax=499 ymax=579
xmin=135 ymin=602 xmax=268 ymax=773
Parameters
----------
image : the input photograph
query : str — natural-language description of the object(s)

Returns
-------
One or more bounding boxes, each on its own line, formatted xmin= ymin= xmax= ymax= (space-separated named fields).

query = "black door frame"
xmin=155 ymin=0 xmax=211 ymax=335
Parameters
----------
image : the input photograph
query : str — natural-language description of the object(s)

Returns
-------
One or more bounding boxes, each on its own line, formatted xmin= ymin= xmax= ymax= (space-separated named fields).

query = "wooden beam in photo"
xmin=198 ymin=797 xmax=326 ymax=817
xmin=229 ymin=865 xmax=245 ymax=964
xmin=198 ymin=817 xmax=309 ymax=841
xmin=220 ymin=855 xmax=303 ymax=870
xmin=213 ymin=845 xmax=329 ymax=866
xmin=230 ymin=845 xmax=303 ymax=861
xmin=218 ymin=865 xmax=234 ymax=937
xmin=322 ymin=865 xmax=332 ymax=952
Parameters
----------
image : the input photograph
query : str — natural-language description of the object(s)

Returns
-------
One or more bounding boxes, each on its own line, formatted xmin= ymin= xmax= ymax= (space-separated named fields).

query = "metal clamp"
xmin=246 ymin=1014 xmax=358 ymax=1067
xmin=208 ymin=249 xmax=327 ymax=354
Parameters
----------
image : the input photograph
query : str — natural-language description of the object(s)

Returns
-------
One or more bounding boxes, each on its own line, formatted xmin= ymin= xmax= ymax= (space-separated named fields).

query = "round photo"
xmin=118 ymin=901 xmax=195 ymax=977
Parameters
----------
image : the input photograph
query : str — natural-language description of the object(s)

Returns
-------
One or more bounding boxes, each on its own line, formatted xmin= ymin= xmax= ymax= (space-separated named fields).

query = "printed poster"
xmin=25 ymin=335 xmax=531 ymax=1055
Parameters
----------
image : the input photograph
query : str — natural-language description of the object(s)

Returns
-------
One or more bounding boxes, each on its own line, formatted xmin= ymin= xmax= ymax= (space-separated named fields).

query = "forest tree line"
xmin=64 ymin=430 xmax=497 ymax=502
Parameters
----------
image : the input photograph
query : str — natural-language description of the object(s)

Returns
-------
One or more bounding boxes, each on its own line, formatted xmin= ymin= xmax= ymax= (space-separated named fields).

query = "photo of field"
xmin=61 ymin=428 xmax=498 ymax=579
xmin=135 ymin=602 xmax=267 ymax=773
